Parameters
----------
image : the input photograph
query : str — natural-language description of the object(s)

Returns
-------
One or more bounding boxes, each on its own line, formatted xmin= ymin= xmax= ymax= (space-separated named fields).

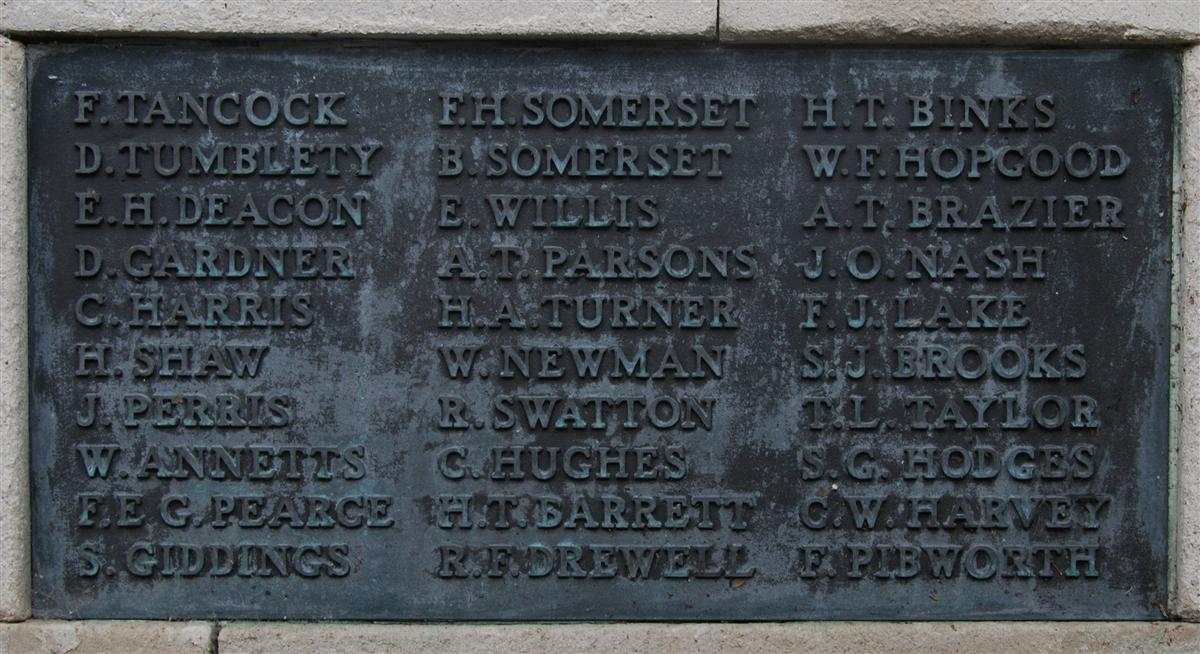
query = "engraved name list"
xmin=27 ymin=46 xmax=1176 ymax=620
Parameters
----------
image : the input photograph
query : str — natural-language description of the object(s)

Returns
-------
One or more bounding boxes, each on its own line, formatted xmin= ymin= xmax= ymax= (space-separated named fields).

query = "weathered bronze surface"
xmin=27 ymin=45 xmax=1176 ymax=620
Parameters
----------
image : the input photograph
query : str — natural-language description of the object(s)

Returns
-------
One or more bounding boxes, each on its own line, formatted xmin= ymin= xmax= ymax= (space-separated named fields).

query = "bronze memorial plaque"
xmin=27 ymin=45 xmax=1176 ymax=619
